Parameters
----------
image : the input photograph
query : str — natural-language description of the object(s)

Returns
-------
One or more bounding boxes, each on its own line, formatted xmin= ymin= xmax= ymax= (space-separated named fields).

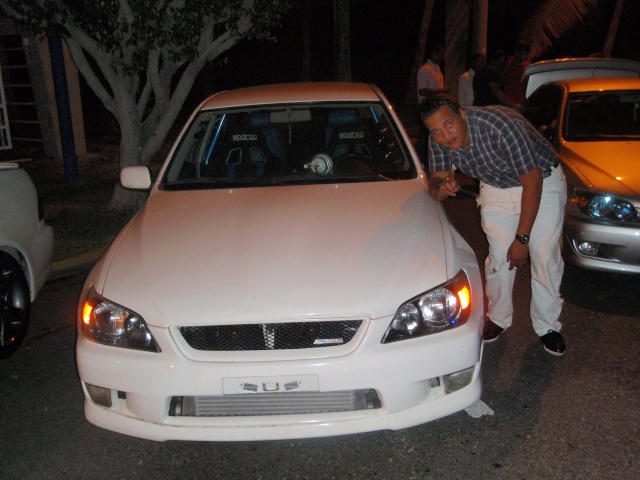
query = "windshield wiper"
xmin=265 ymin=173 xmax=390 ymax=185
xmin=163 ymin=177 xmax=253 ymax=190
xmin=164 ymin=172 xmax=394 ymax=190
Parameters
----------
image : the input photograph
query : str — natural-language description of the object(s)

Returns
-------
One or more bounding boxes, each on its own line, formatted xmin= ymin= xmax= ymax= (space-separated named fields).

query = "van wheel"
xmin=0 ymin=253 xmax=31 ymax=359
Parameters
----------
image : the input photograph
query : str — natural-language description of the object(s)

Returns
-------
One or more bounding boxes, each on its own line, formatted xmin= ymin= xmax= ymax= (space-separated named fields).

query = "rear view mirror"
xmin=270 ymin=109 xmax=311 ymax=123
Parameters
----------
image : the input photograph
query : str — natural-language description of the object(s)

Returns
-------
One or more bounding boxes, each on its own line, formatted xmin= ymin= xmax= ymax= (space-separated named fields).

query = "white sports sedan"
xmin=1 ymin=162 xmax=53 ymax=358
xmin=76 ymin=82 xmax=484 ymax=441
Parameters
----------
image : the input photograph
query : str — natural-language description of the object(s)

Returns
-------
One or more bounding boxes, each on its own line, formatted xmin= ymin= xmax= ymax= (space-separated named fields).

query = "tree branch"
xmin=64 ymin=36 xmax=117 ymax=114
xmin=119 ymin=0 xmax=136 ymax=24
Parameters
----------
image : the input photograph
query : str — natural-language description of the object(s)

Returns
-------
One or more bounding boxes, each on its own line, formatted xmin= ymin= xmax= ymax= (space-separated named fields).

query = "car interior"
xmin=163 ymin=103 xmax=415 ymax=188
xmin=565 ymin=91 xmax=640 ymax=139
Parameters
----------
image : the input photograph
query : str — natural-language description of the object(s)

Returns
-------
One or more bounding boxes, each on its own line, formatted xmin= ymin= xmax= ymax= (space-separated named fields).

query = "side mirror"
xmin=120 ymin=166 xmax=152 ymax=190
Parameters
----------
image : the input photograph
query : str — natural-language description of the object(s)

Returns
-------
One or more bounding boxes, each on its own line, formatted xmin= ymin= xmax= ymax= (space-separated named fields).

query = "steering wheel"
xmin=331 ymin=152 xmax=373 ymax=174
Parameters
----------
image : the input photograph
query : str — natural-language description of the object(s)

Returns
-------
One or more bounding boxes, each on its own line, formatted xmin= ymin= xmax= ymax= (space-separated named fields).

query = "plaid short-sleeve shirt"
xmin=427 ymin=106 xmax=559 ymax=188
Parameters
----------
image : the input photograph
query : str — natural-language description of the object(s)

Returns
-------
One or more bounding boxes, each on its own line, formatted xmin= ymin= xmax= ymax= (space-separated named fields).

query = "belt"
xmin=542 ymin=161 xmax=560 ymax=178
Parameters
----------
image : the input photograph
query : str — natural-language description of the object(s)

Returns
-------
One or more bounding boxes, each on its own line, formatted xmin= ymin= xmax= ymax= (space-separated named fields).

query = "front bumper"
xmin=77 ymin=314 xmax=483 ymax=442
xmin=563 ymin=214 xmax=640 ymax=274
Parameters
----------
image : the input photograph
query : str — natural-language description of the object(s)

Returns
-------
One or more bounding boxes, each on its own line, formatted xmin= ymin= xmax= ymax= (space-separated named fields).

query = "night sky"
xmin=82 ymin=0 xmax=640 ymax=136
xmin=204 ymin=0 xmax=640 ymax=105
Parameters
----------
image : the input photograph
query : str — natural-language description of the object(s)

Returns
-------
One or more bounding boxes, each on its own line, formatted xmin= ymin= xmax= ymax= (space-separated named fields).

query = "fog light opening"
xmin=577 ymin=241 xmax=600 ymax=257
xmin=85 ymin=384 xmax=113 ymax=408
xmin=364 ymin=389 xmax=382 ymax=409
xmin=442 ymin=366 xmax=475 ymax=394
xmin=169 ymin=396 xmax=183 ymax=416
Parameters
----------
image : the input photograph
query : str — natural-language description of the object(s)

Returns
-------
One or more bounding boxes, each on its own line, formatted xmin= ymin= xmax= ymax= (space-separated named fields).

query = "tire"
xmin=0 ymin=252 xmax=31 ymax=359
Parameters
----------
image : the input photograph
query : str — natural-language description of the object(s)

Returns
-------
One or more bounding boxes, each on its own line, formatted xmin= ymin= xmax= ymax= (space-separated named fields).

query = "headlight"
xmin=382 ymin=270 xmax=472 ymax=343
xmin=574 ymin=189 xmax=639 ymax=223
xmin=80 ymin=287 xmax=161 ymax=352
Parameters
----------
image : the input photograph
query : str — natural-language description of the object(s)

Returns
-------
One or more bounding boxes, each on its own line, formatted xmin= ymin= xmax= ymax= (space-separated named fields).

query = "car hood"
xmin=99 ymin=181 xmax=449 ymax=327
xmin=563 ymin=141 xmax=640 ymax=197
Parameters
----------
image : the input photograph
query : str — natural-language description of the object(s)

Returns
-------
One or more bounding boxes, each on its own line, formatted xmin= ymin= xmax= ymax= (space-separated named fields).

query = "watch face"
xmin=516 ymin=234 xmax=529 ymax=244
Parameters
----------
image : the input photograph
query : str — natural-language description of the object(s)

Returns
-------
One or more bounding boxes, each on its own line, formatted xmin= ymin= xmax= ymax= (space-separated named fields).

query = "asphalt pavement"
xmin=50 ymin=245 xmax=107 ymax=281
xmin=3 ymin=194 xmax=638 ymax=480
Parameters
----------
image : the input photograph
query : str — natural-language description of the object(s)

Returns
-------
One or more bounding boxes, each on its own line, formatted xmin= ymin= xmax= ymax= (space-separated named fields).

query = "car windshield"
xmin=564 ymin=90 xmax=640 ymax=141
xmin=161 ymin=102 xmax=416 ymax=190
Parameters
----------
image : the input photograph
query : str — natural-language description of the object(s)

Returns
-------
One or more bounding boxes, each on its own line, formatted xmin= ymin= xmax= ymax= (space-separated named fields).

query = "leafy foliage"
xmin=4 ymin=0 xmax=288 ymax=72
xmin=1 ymin=0 xmax=289 ymax=211
xmin=519 ymin=0 xmax=602 ymax=59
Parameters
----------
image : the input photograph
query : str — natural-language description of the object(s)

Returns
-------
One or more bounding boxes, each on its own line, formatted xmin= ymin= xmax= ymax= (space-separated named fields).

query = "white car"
xmin=1 ymin=162 xmax=54 ymax=358
xmin=76 ymin=82 xmax=484 ymax=441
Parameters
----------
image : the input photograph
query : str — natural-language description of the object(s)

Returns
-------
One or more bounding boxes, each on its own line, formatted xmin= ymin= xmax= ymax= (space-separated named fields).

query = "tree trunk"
xmin=603 ymin=0 xmax=624 ymax=58
xmin=334 ymin=0 xmax=351 ymax=81
xmin=108 ymin=183 xmax=148 ymax=212
xmin=445 ymin=0 xmax=473 ymax=101
xmin=107 ymin=81 xmax=148 ymax=212
xmin=405 ymin=0 xmax=436 ymax=105
xmin=106 ymin=55 xmax=204 ymax=212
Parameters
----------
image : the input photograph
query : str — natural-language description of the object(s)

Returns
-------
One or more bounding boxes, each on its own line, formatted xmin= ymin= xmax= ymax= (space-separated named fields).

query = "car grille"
xmin=169 ymin=389 xmax=381 ymax=417
xmin=178 ymin=320 xmax=362 ymax=351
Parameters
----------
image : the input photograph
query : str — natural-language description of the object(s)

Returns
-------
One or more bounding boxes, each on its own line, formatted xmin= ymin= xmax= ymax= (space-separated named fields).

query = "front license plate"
xmin=222 ymin=375 xmax=319 ymax=394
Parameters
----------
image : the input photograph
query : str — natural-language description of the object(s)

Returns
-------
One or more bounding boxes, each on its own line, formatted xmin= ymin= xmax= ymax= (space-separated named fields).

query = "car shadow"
xmin=560 ymin=264 xmax=640 ymax=317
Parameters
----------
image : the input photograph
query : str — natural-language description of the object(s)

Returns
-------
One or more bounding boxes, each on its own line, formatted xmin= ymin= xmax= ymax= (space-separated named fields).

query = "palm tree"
xmin=519 ymin=0 xmax=625 ymax=59
xmin=445 ymin=0 xmax=473 ymax=102
xmin=405 ymin=0 xmax=437 ymax=105
xmin=603 ymin=0 xmax=625 ymax=58
xmin=334 ymin=0 xmax=352 ymax=81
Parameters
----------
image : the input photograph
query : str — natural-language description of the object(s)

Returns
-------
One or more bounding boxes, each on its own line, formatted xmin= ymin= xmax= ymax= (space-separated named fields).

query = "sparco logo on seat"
xmin=339 ymin=131 xmax=364 ymax=139
xmin=233 ymin=134 xmax=258 ymax=141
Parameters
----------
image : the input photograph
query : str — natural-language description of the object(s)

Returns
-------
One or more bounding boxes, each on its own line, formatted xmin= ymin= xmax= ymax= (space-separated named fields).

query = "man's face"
xmin=424 ymin=106 xmax=470 ymax=150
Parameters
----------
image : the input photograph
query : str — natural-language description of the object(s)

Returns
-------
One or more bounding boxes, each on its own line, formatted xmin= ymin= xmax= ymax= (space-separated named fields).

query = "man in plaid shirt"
xmin=421 ymin=93 xmax=567 ymax=356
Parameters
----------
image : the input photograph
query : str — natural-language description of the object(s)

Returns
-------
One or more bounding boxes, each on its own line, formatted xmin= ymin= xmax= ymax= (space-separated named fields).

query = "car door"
xmin=523 ymin=84 xmax=565 ymax=143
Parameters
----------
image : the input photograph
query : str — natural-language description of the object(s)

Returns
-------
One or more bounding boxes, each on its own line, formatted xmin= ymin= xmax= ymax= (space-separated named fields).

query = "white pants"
xmin=478 ymin=166 xmax=566 ymax=336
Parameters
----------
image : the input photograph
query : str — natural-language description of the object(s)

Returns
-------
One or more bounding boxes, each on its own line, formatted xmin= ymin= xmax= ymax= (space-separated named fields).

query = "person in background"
xmin=458 ymin=53 xmax=486 ymax=107
xmin=416 ymin=43 xmax=448 ymax=103
xmin=473 ymin=49 xmax=522 ymax=111
xmin=416 ymin=43 xmax=449 ymax=165
xmin=503 ymin=43 xmax=530 ymax=107
xmin=420 ymin=93 xmax=567 ymax=357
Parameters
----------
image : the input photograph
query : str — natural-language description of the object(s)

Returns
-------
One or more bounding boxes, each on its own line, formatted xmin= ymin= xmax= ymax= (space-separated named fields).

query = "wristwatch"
xmin=515 ymin=234 xmax=530 ymax=245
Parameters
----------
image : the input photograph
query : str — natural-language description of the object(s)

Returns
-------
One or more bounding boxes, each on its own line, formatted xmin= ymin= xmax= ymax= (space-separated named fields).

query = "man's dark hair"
xmin=419 ymin=93 xmax=462 ymax=122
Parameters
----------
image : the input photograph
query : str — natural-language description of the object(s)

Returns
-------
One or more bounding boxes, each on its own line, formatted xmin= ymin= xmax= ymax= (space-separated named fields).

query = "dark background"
xmin=82 ymin=0 xmax=640 ymax=146
xmin=211 ymin=0 xmax=640 ymax=99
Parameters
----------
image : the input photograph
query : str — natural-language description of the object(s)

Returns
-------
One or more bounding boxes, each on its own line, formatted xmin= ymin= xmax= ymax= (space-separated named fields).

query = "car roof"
xmin=545 ymin=76 xmax=640 ymax=93
xmin=199 ymin=82 xmax=384 ymax=110
xmin=523 ymin=58 xmax=640 ymax=98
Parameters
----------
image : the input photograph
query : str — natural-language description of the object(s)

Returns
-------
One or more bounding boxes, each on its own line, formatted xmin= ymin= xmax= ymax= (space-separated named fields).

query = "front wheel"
xmin=0 ymin=253 xmax=31 ymax=359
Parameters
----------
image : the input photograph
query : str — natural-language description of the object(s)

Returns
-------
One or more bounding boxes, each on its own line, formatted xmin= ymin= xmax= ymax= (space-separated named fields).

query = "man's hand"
xmin=507 ymin=241 xmax=529 ymax=270
xmin=428 ymin=169 xmax=460 ymax=200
